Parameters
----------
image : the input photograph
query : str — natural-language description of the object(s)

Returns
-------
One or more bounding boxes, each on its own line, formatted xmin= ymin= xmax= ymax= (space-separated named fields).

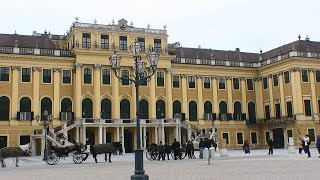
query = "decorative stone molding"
xmin=32 ymin=67 xmax=42 ymax=71
xmin=11 ymin=66 xmax=21 ymax=71
xmin=53 ymin=68 xmax=61 ymax=72
xmin=180 ymin=74 xmax=187 ymax=78
xmin=211 ymin=76 xmax=218 ymax=80
xmin=75 ymin=63 xmax=82 ymax=70
xmin=196 ymin=75 xmax=203 ymax=79
xmin=277 ymin=71 xmax=284 ymax=76
xmin=225 ymin=76 xmax=232 ymax=80
xmin=166 ymin=68 xmax=172 ymax=74
xmin=102 ymin=92 xmax=113 ymax=100
xmin=308 ymin=68 xmax=316 ymax=72
xmin=94 ymin=64 xmax=102 ymax=70
xmin=239 ymin=77 xmax=246 ymax=81
xmin=253 ymin=77 xmax=262 ymax=81
xmin=139 ymin=94 xmax=149 ymax=101
xmin=83 ymin=91 xmax=93 ymax=98
xmin=290 ymin=67 xmax=301 ymax=72
xmin=268 ymin=74 xmax=272 ymax=78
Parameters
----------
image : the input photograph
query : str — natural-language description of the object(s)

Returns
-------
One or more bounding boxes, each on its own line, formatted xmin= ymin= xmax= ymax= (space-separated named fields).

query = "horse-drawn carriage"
xmin=45 ymin=143 xmax=89 ymax=165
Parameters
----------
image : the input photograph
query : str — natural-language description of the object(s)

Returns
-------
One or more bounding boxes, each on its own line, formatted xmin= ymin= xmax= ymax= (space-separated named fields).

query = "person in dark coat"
xmin=304 ymin=135 xmax=311 ymax=158
xmin=171 ymin=138 xmax=181 ymax=160
xmin=157 ymin=141 xmax=165 ymax=161
xmin=316 ymin=134 xmax=320 ymax=158
xmin=267 ymin=138 xmax=274 ymax=155
xmin=164 ymin=142 xmax=171 ymax=160
xmin=199 ymin=138 xmax=205 ymax=159
xmin=186 ymin=140 xmax=193 ymax=159
xmin=243 ymin=140 xmax=250 ymax=154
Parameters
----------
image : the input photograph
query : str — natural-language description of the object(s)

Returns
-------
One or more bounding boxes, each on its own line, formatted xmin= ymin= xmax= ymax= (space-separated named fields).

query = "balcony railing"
xmin=17 ymin=112 xmax=34 ymax=120
xmin=257 ymin=115 xmax=296 ymax=125
xmin=0 ymin=46 xmax=74 ymax=57
xmin=79 ymin=118 xmax=180 ymax=125
xmin=233 ymin=113 xmax=246 ymax=120
xmin=60 ymin=112 xmax=74 ymax=121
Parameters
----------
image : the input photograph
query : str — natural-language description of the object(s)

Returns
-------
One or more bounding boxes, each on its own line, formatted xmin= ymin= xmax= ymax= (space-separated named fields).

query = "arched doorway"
xmin=82 ymin=98 xmax=93 ymax=118
xmin=101 ymin=98 xmax=112 ymax=119
xmin=61 ymin=98 xmax=72 ymax=112
xmin=234 ymin=101 xmax=242 ymax=120
xmin=156 ymin=100 xmax=166 ymax=119
xmin=189 ymin=101 xmax=197 ymax=121
xmin=120 ymin=99 xmax=130 ymax=123
xmin=219 ymin=101 xmax=227 ymax=120
xmin=124 ymin=129 xmax=133 ymax=153
xmin=20 ymin=97 xmax=31 ymax=112
xmin=139 ymin=99 xmax=149 ymax=119
xmin=0 ymin=96 xmax=10 ymax=120
xmin=173 ymin=100 xmax=182 ymax=118
xmin=204 ymin=101 xmax=212 ymax=120
xmin=248 ymin=102 xmax=256 ymax=124
xmin=41 ymin=97 xmax=52 ymax=120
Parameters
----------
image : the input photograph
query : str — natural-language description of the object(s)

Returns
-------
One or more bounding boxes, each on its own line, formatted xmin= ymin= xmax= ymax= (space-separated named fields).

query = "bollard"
xmin=203 ymin=148 xmax=209 ymax=159
xmin=220 ymin=139 xmax=228 ymax=157
xmin=208 ymin=147 xmax=215 ymax=165
xmin=288 ymin=137 xmax=295 ymax=154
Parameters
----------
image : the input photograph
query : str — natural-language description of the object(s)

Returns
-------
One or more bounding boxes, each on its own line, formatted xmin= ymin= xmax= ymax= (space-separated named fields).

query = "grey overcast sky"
xmin=0 ymin=0 xmax=319 ymax=53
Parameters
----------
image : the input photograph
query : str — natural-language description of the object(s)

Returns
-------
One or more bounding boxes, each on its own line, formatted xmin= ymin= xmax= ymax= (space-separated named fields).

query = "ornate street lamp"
xmin=36 ymin=110 xmax=53 ymax=161
xmin=109 ymin=40 xmax=159 ymax=180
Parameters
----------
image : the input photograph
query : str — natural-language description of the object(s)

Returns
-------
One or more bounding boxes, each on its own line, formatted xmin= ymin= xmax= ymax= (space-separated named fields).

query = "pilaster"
xmin=112 ymin=69 xmax=120 ymax=119
xmin=94 ymin=64 xmax=101 ymax=119
xmin=278 ymin=72 xmax=286 ymax=116
xmin=181 ymin=74 xmax=188 ymax=119
xmin=53 ymin=68 xmax=61 ymax=119
xmin=11 ymin=66 xmax=20 ymax=120
xmin=197 ymin=75 xmax=203 ymax=120
xmin=268 ymin=75 xmax=274 ymax=117
xmin=131 ymin=67 xmax=136 ymax=119
xmin=166 ymin=68 xmax=173 ymax=118
xmin=226 ymin=77 xmax=233 ymax=113
xmin=75 ymin=63 xmax=82 ymax=118
xmin=32 ymin=67 xmax=41 ymax=122
xmin=149 ymin=71 xmax=156 ymax=119
xmin=254 ymin=78 xmax=263 ymax=119
xmin=211 ymin=76 xmax=218 ymax=114
xmin=309 ymin=69 xmax=317 ymax=115
xmin=240 ymin=77 xmax=247 ymax=117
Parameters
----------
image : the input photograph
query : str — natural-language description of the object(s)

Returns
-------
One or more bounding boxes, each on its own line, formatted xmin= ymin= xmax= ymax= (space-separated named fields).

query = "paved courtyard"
xmin=0 ymin=148 xmax=319 ymax=180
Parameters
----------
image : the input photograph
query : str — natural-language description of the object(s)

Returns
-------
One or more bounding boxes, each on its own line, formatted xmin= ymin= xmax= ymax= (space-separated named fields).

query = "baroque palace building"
xmin=0 ymin=18 xmax=319 ymax=155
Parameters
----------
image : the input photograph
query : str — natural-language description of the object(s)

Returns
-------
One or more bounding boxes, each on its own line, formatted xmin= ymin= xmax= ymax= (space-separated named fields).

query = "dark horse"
xmin=90 ymin=143 xmax=115 ymax=163
xmin=112 ymin=142 xmax=123 ymax=155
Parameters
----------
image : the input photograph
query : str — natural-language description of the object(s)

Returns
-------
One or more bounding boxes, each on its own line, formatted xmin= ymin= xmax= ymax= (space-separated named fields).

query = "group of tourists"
xmin=198 ymin=138 xmax=217 ymax=159
xmin=298 ymin=134 xmax=320 ymax=158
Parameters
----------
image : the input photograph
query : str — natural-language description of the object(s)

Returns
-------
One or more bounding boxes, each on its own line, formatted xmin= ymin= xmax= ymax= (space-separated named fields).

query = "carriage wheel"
xmin=73 ymin=153 xmax=84 ymax=164
xmin=45 ymin=153 xmax=59 ymax=165
xmin=151 ymin=149 xmax=159 ymax=160
xmin=181 ymin=151 xmax=187 ymax=159
xmin=146 ymin=151 xmax=153 ymax=161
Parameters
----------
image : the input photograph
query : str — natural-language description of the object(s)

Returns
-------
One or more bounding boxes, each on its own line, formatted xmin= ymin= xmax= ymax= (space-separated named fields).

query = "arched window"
xmin=41 ymin=97 xmax=52 ymax=120
xmin=156 ymin=100 xmax=166 ymax=119
xmin=173 ymin=100 xmax=181 ymax=116
xmin=189 ymin=101 xmax=198 ymax=121
xmin=120 ymin=99 xmax=130 ymax=119
xmin=20 ymin=97 xmax=31 ymax=112
xmin=219 ymin=101 xmax=228 ymax=120
xmin=204 ymin=101 xmax=212 ymax=113
xmin=0 ymin=96 xmax=10 ymax=120
xmin=101 ymin=98 xmax=112 ymax=119
xmin=139 ymin=99 xmax=149 ymax=119
xmin=248 ymin=102 xmax=256 ymax=124
xmin=233 ymin=101 xmax=242 ymax=120
xmin=82 ymin=98 xmax=93 ymax=118
xmin=61 ymin=98 xmax=72 ymax=112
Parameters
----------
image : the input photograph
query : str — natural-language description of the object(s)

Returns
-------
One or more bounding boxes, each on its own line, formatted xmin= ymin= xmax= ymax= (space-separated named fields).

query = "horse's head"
xmin=19 ymin=143 xmax=31 ymax=156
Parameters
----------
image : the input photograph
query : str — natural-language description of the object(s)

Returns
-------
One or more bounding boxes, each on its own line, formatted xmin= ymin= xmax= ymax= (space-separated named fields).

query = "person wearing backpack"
xmin=316 ymin=134 xmax=320 ymax=158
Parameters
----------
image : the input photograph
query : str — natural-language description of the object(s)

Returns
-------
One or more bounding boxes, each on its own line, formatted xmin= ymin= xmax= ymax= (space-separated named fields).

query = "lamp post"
xmin=109 ymin=41 xmax=159 ymax=180
xmin=36 ymin=110 xmax=53 ymax=161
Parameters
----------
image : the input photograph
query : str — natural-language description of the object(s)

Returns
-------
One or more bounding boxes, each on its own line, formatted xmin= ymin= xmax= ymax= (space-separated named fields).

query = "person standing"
xmin=316 ymin=134 xmax=320 ymax=158
xmin=157 ymin=141 xmax=165 ymax=161
xmin=186 ymin=140 xmax=192 ymax=159
xmin=267 ymin=138 xmax=274 ymax=155
xmin=171 ymin=138 xmax=181 ymax=160
xmin=298 ymin=137 xmax=305 ymax=154
xmin=243 ymin=140 xmax=250 ymax=154
xmin=199 ymin=138 xmax=205 ymax=159
xmin=164 ymin=142 xmax=171 ymax=160
xmin=304 ymin=135 xmax=311 ymax=158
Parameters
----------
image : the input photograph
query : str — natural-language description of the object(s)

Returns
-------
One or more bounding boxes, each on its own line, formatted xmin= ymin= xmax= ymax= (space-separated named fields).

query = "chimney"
xmin=305 ymin=35 xmax=310 ymax=41
xmin=198 ymin=45 xmax=201 ymax=49
xmin=235 ymin=48 xmax=240 ymax=52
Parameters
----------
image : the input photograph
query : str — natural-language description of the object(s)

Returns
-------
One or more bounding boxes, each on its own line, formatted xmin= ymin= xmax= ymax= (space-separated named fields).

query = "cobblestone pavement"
xmin=0 ymin=148 xmax=319 ymax=180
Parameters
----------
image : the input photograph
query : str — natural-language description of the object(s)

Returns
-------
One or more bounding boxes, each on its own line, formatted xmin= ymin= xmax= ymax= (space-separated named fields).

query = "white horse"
xmin=0 ymin=143 xmax=31 ymax=168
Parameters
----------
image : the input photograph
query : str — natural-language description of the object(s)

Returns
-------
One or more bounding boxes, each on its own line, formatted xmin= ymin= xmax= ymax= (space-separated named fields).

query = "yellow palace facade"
xmin=0 ymin=18 xmax=319 ymax=154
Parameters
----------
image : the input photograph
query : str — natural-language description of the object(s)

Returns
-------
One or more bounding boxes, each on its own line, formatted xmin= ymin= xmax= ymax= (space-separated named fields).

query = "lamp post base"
xmin=43 ymin=149 xmax=47 ymax=161
xmin=131 ymin=174 xmax=149 ymax=180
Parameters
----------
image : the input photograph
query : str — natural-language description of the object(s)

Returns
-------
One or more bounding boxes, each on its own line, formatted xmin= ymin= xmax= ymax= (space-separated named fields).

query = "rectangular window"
xmin=247 ymin=79 xmax=254 ymax=90
xmin=0 ymin=67 xmax=9 ymax=81
xmin=188 ymin=76 xmax=195 ymax=88
xmin=0 ymin=136 xmax=7 ymax=147
xmin=102 ymin=69 xmax=110 ymax=85
xmin=233 ymin=78 xmax=240 ymax=90
xmin=316 ymin=70 xmax=320 ymax=82
xmin=82 ymin=33 xmax=91 ymax=48
xmin=302 ymin=69 xmax=309 ymax=82
xmin=275 ymin=103 xmax=281 ymax=118
xmin=273 ymin=74 xmax=278 ymax=87
xmin=287 ymin=101 xmax=293 ymax=117
xmin=121 ymin=70 xmax=129 ymax=85
xmin=84 ymin=68 xmax=92 ymax=84
xmin=251 ymin=132 xmax=257 ymax=144
xmin=42 ymin=69 xmax=51 ymax=83
xmin=140 ymin=72 xmax=147 ymax=86
xmin=62 ymin=70 xmax=71 ymax=84
xmin=21 ymin=68 xmax=31 ymax=82
xmin=173 ymin=75 xmax=180 ymax=88
xmin=219 ymin=78 xmax=225 ymax=89
xmin=119 ymin=36 xmax=127 ymax=50
xmin=237 ymin=132 xmax=243 ymax=144
xmin=287 ymin=130 xmax=293 ymax=143
xmin=222 ymin=133 xmax=229 ymax=144
xmin=19 ymin=135 xmax=30 ymax=145
xmin=284 ymin=71 xmax=290 ymax=84
xmin=157 ymin=72 xmax=164 ymax=87
xmin=154 ymin=39 xmax=161 ymax=53
xmin=100 ymin=35 xmax=109 ymax=49
xmin=204 ymin=77 xmax=210 ymax=89
xmin=308 ymin=129 xmax=315 ymax=141
xmin=137 ymin=37 xmax=145 ymax=52
xmin=265 ymin=105 xmax=270 ymax=120
xmin=304 ymin=100 xmax=311 ymax=116
xmin=263 ymin=77 xmax=268 ymax=89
